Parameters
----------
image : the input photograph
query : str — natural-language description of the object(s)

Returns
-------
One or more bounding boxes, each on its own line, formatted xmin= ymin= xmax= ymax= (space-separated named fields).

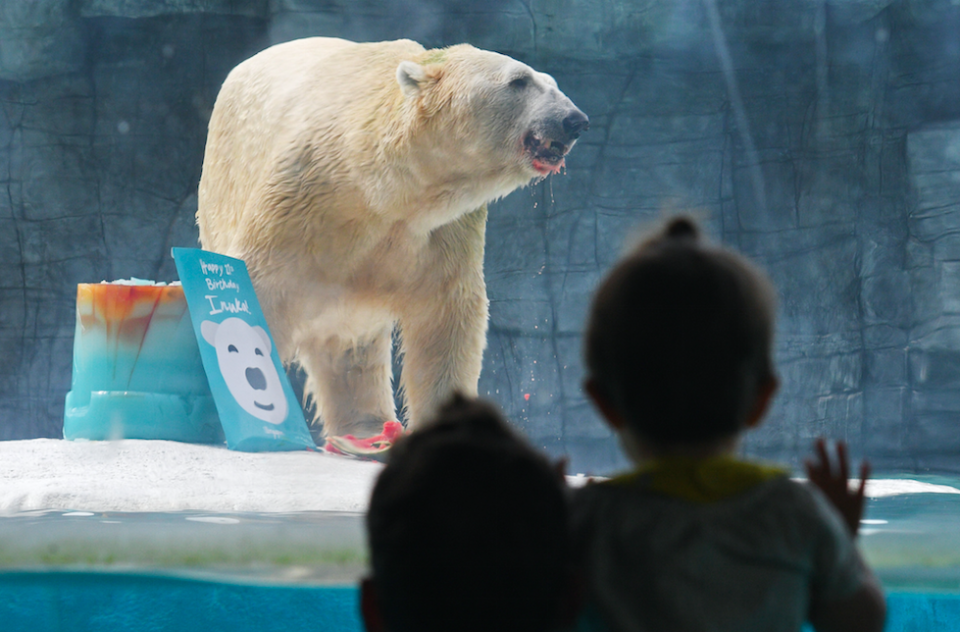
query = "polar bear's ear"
xmin=397 ymin=61 xmax=428 ymax=98
xmin=201 ymin=320 xmax=218 ymax=346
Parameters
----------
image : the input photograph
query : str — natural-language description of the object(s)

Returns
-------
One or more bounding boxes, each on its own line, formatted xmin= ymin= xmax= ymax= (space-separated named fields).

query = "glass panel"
xmin=2 ymin=2 xmax=960 ymax=628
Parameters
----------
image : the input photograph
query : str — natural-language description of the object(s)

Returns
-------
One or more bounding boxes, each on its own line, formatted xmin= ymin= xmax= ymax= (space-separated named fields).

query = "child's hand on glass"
xmin=805 ymin=438 xmax=870 ymax=537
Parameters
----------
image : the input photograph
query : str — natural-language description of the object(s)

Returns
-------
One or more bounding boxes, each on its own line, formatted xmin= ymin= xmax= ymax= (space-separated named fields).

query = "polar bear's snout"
xmin=523 ymin=105 xmax=589 ymax=176
xmin=563 ymin=110 xmax=590 ymax=141
xmin=544 ymin=106 xmax=589 ymax=149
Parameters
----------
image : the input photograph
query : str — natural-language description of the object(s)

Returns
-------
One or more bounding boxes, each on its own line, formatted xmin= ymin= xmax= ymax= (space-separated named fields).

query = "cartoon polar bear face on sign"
xmin=201 ymin=317 xmax=288 ymax=424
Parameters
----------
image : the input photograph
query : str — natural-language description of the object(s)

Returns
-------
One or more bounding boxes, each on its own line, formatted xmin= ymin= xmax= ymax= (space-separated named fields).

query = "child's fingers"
xmin=857 ymin=460 xmax=871 ymax=498
xmin=836 ymin=441 xmax=849 ymax=481
xmin=814 ymin=437 xmax=831 ymax=474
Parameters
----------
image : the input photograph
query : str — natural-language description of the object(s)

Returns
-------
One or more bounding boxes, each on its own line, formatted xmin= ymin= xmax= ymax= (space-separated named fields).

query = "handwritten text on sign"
xmin=199 ymin=259 xmax=250 ymax=315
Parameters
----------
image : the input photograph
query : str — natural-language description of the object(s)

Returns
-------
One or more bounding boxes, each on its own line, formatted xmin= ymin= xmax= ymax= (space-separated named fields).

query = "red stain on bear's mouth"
xmin=532 ymin=158 xmax=564 ymax=175
xmin=525 ymin=133 xmax=568 ymax=175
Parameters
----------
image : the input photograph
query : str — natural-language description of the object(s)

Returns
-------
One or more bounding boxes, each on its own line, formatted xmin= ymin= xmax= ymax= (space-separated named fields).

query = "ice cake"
xmin=63 ymin=279 xmax=223 ymax=443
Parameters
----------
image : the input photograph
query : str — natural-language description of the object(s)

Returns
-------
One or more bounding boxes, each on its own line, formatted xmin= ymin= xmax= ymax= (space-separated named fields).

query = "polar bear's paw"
xmin=323 ymin=421 xmax=405 ymax=460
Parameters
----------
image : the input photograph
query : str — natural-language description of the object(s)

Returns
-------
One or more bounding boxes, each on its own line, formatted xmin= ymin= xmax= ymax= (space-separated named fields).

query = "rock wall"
xmin=3 ymin=0 xmax=960 ymax=474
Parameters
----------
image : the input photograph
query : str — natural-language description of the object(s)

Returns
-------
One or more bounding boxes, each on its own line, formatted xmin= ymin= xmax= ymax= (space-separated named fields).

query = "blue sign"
xmin=172 ymin=248 xmax=315 ymax=452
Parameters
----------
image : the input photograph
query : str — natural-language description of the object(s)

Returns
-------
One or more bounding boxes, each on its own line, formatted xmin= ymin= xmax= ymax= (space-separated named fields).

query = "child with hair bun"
xmin=573 ymin=216 xmax=885 ymax=632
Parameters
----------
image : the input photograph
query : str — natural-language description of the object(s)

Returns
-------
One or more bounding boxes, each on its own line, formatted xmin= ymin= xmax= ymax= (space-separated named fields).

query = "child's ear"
xmin=744 ymin=376 xmax=779 ymax=430
xmin=584 ymin=378 xmax=627 ymax=431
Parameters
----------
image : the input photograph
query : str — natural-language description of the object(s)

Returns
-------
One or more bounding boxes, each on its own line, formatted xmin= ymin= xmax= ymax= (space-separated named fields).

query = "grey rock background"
xmin=3 ymin=0 xmax=960 ymax=474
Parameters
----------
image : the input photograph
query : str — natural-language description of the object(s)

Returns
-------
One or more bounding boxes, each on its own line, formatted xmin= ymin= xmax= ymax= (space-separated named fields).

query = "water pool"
xmin=1 ymin=577 xmax=959 ymax=632
xmin=0 ymin=509 xmax=368 ymax=632
xmin=0 ymin=572 xmax=361 ymax=632
xmin=2 ymin=475 xmax=960 ymax=632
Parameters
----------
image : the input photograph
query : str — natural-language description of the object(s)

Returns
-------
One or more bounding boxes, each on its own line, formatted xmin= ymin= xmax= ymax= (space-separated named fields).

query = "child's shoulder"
xmin=576 ymin=456 xmax=793 ymax=504
xmin=572 ymin=461 xmax=841 ymax=529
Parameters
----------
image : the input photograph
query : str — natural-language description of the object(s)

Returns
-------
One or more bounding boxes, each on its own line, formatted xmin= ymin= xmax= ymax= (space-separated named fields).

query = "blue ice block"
xmin=63 ymin=280 xmax=224 ymax=443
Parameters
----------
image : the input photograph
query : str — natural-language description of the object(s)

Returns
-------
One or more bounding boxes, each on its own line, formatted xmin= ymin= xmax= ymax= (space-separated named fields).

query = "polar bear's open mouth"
xmin=524 ymin=133 xmax=568 ymax=175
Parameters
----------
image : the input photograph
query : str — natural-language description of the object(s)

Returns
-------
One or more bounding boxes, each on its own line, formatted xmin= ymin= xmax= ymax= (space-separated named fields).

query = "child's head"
xmin=362 ymin=394 xmax=571 ymax=632
xmin=584 ymin=216 xmax=778 ymax=453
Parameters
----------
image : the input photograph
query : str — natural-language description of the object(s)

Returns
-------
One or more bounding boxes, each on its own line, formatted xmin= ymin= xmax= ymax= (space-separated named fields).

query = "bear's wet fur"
xmin=197 ymin=37 xmax=587 ymax=438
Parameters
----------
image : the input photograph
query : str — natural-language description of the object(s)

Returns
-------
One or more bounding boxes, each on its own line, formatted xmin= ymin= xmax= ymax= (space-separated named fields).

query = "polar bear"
xmin=201 ymin=318 xmax=289 ymax=425
xmin=197 ymin=37 xmax=587 ymax=440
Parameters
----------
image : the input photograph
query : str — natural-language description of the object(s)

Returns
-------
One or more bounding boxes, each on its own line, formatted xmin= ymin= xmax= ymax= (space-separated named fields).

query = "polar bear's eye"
xmin=509 ymin=75 xmax=530 ymax=89
xmin=228 ymin=344 xmax=238 ymax=353
xmin=255 ymin=348 xmax=264 ymax=356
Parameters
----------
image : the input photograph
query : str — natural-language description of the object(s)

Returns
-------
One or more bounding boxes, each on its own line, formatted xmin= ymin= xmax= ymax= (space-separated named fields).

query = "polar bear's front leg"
xmin=399 ymin=285 xmax=489 ymax=431
xmin=398 ymin=208 xmax=489 ymax=430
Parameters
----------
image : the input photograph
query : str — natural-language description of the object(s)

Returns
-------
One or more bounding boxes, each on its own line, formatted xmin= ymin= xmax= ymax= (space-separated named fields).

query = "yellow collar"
xmin=605 ymin=455 xmax=788 ymax=503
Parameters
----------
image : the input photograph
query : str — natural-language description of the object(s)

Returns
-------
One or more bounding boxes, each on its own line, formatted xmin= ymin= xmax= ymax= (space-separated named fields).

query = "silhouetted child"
xmin=573 ymin=217 xmax=885 ymax=632
xmin=361 ymin=394 xmax=578 ymax=632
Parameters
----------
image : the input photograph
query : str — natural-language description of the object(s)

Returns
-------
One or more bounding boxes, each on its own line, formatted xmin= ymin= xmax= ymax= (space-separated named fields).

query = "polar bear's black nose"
xmin=246 ymin=367 xmax=267 ymax=391
xmin=563 ymin=110 xmax=590 ymax=140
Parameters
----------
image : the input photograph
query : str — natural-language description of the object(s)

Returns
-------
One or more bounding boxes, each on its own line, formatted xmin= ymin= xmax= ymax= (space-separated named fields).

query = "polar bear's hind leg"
xmin=298 ymin=325 xmax=396 ymax=438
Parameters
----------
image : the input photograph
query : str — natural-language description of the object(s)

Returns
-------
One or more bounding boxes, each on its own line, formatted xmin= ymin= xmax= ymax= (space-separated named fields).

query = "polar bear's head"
xmin=394 ymin=45 xmax=589 ymax=196
xmin=201 ymin=317 xmax=288 ymax=424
